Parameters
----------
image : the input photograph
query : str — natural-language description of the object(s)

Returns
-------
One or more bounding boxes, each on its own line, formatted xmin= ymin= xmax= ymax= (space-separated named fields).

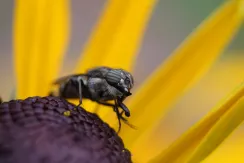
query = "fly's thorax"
xmin=86 ymin=77 xmax=110 ymax=101
xmin=87 ymin=77 xmax=107 ymax=90
xmin=86 ymin=66 xmax=111 ymax=77
xmin=86 ymin=77 xmax=124 ymax=101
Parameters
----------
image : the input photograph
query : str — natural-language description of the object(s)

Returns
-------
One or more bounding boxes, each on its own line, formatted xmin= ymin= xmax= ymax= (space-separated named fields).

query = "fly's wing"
xmin=52 ymin=74 xmax=87 ymax=85
xmin=53 ymin=67 xmax=111 ymax=85
xmin=52 ymin=74 xmax=89 ymax=99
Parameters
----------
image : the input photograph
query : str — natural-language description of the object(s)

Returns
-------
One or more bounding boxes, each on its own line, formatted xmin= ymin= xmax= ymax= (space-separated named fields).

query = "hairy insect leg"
xmin=117 ymin=100 xmax=130 ymax=117
xmin=119 ymin=96 xmax=126 ymax=102
xmin=114 ymin=100 xmax=122 ymax=133
xmin=0 ymin=97 xmax=2 ymax=104
xmin=70 ymin=78 xmax=83 ymax=111
xmin=96 ymin=100 xmax=127 ymax=114
xmin=96 ymin=101 xmax=117 ymax=113
xmin=77 ymin=77 xmax=83 ymax=105
xmin=119 ymin=111 xmax=137 ymax=130
xmin=96 ymin=100 xmax=136 ymax=131
xmin=96 ymin=101 xmax=114 ymax=107
xmin=73 ymin=100 xmax=82 ymax=112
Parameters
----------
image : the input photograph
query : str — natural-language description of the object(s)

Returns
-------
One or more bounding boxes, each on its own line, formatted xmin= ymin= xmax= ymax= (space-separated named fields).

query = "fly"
xmin=50 ymin=66 xmax=136 ymax=132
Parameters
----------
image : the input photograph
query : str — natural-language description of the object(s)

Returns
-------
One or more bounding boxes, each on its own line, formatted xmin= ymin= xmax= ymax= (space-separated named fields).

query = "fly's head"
xmin=105 ymin=68 xmax=134 ymax=98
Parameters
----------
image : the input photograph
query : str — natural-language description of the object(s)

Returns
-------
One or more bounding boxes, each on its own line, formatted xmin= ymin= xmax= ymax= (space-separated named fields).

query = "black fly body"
xmin=50 ymin=66 xmax=136 ymax=133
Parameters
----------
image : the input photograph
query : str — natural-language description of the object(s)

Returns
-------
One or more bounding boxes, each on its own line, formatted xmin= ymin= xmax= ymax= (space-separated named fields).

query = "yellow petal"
xmin=13 ymin=0 xmax=70 ymax=98
xmin=204 ymin=133 xmax=244 ymax=163
xmin=75 ymin=0 xmax=157 ymax=73
xmin=13 ymin=0 xmax=34 ymax=98
xmin=106 ymin=0 xmax=244 ymax=150
xmin=74 ymin=0 xmax=129 ymax=73
xmin=74 ymin=0 xmax=157 ymax=114
xmin=187 ymin=97 xmax=244 ymax=163
xmin=149 ymin=80 xmax=244 ymax=163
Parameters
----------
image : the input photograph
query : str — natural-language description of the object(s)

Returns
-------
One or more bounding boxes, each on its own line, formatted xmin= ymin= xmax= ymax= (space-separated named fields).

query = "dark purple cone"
xmin=0 ymin=96 xmax=132 ymax=163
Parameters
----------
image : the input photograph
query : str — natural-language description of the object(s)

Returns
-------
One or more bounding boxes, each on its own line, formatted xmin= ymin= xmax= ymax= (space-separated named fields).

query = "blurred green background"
xmin=0 ymin=1 xmax=244 ymax=161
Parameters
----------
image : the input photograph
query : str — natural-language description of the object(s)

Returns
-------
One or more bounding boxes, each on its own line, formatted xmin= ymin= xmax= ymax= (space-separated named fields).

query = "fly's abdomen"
xmin=59 ymin=82 xmax=90 ymax=99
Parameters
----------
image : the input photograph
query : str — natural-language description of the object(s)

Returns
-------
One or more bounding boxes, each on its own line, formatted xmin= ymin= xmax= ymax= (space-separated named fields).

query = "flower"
xmin=12 ymin=0 xmax=244 ymax=162
xmin=0 ymin=96 xmax=132 ymax=163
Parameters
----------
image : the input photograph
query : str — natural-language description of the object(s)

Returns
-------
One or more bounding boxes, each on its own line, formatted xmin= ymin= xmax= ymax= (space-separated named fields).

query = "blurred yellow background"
xmin=1 ymin=0 xmax=243 ymax=99
xmin=147 ymin=53 xmax=244 ymax=162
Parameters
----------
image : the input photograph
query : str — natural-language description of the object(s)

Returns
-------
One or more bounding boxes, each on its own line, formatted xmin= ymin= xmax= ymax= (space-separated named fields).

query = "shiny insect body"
xmin=50 ymin=66 xmax=135 ymax=132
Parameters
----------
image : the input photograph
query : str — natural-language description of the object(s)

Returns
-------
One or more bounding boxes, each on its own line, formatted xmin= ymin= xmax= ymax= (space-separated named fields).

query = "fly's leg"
xmin=96 ymin=100 xmax=122 ymax=133
xmin=96 ymin=101 xmax=118 ymax=113
xmin=96 ymin=101 xmax=114 ymax=107
xmin=96 ymin=100 xmax=136 ymax=131
xmin=96 ymin=100 xmax=129 ymax=116
xmin=114 ymin=99 xmax=122 ymax=133
xmin=77 ymin=78 xmax=83 ymax=107
xmin=72 ymin=77 xmax=83 ymax=111
xmin=119 ymin=111 xmax=137 ymax=129
xmin=69 ymin=77 xmax=83 ymax=106
xmin=95 ymin=101 xmax=116 ymax=114
xmin=117 ymin=99 xmax=130 ymax=117
xmin=0 ymin=97 xmax=2 ymax=104
xmin=77 ymin=77 xmax=83 ymax=107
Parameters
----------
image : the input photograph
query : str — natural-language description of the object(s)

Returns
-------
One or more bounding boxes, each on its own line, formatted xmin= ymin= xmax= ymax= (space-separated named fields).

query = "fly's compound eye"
xmin=124 ymin=77 xmax=130 ymax=85
xmin=106 ymin=70 xmax=123 ymax=86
